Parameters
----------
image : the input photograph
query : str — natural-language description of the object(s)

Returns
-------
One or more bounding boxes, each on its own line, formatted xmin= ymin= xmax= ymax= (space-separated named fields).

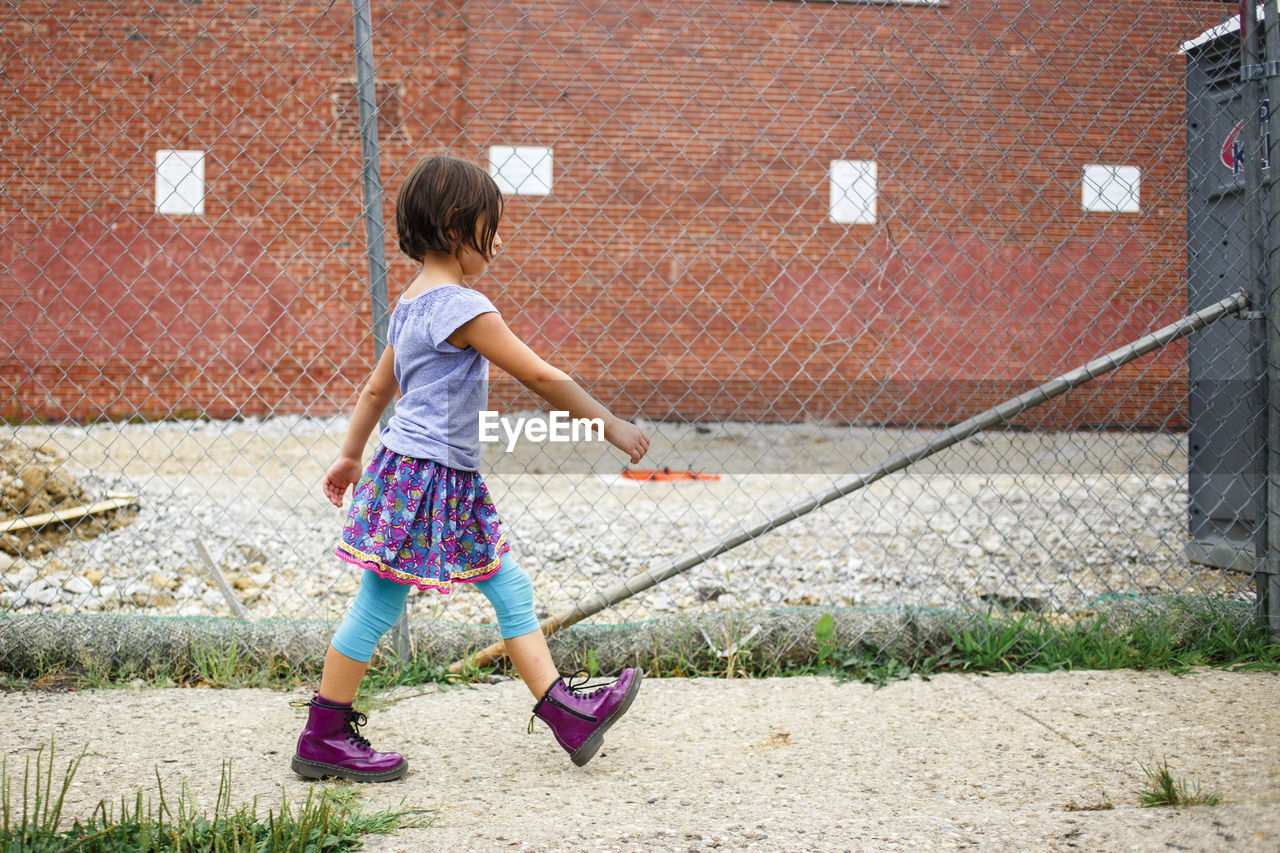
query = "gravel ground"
xmin=1 ymin=417 xmax=1255 ymax=628
xmin=3 ymin=670 xmax=1277 ymax=852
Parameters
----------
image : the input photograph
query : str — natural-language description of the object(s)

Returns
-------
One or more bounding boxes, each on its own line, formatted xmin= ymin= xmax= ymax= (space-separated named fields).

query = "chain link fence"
xmin=1 ymin=0 xmax=1274 ymax=676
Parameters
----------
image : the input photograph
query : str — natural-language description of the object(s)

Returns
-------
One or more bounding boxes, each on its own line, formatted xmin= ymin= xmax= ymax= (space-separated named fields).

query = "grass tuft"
xmin=0 ymin=738 xmax=431 ymax=852
xmin=1137 ymin=760 xmax=1222 ymax=808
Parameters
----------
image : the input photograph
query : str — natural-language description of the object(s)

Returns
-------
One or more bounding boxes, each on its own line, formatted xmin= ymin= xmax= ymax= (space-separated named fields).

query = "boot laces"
xmin=565 ymin=670 xmax=619 ymax=698
xmin=344 ymin=710 xmax=373 ymax=751
xmin=527 ymin=671 xmax=619 ymax=733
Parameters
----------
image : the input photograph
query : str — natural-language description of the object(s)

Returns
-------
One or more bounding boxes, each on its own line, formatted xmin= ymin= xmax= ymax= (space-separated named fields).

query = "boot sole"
xmin=570 ymin=669 xmax=644 ymax=767
xmin=290 ymin=755 xmax=408 ymax=783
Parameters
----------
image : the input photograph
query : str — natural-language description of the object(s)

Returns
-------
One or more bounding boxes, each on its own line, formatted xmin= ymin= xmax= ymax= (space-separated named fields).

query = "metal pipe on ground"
xmin=450 ymin=291 xmax=1251 ymax=673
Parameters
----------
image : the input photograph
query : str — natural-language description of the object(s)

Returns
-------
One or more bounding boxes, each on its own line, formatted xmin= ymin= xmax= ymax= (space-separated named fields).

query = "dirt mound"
xmin=0 ymin=439 xmax=132 ymax=558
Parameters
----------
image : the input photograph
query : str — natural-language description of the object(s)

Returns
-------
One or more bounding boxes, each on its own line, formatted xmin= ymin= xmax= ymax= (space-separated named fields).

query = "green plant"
xmin=0 ymin=739 xmax=430 ymax=851
xmin=855 ymin=654 xmax=913 ymax=688
xmin=318 ymin=787 xmax=431 ymax=837
xmin=1137 ymin=760 xmax=1221 ymax=808
xmin=186 ymin=637 xmax=245 ymax=689
xmin=814 ymin=613 xmax=837 ymax=665
xmin=361 ymin=648 xmax=486 ymax=701
xmin=1 ymin=741 xmax=84 ymax=848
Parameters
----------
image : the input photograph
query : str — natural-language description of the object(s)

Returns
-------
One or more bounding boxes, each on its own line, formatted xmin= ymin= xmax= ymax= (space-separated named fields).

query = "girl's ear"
xmin=443 ymin=228 xmax=464 ymax=257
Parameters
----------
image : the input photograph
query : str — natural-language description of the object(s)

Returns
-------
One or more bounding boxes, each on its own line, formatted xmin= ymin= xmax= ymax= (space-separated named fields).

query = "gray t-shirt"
xmin=380 ymin=284 xmax=499 ymax=471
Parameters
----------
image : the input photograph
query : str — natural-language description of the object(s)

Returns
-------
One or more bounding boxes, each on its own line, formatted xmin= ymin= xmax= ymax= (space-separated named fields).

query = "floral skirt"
xmin=335 ymin=446 xmax=509 ymax=594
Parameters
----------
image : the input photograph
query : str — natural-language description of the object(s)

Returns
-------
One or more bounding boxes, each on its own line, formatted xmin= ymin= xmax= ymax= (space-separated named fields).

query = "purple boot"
xmin=291 ymin=698 xmax=407 ymax=782
xmin=530 ymin=669 xmax=643 ymax=766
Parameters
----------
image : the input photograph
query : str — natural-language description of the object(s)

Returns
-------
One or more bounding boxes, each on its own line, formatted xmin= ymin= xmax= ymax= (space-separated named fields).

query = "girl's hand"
xmin=323 ymin=456 xmax=364 ymax=507
xmin=605 ymin=418 xmax=649 ymax=464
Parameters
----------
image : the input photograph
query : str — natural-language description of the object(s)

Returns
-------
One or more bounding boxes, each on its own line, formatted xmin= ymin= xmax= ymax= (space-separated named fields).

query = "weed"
xmin=361 ymin=649 xmax=486 ymax=700
xmin=814 ymin=612 xmax=837 ymax=665
xmin=1137 ymin=760 xmax=1222 ymax=808
xmin=853 ymin=654 xmax=914 ymax=688
xmin=319 ymin=786 xmax=433 ymax=835
xmin=186 ymin=637 xmax=245 ymax=688
xmin=0 ymin=741 xmax=83 ymax=846
xmin=0 ymin=738 xmax=430 ymax=851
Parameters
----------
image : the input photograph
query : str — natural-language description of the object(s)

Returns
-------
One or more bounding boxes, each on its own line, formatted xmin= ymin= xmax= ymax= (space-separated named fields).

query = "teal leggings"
xmin=330 ymin=551 xmax=539 ymax=663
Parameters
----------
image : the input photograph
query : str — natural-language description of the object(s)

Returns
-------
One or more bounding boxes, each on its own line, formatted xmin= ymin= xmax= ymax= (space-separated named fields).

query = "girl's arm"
xmin=452 ymin=313 xmax=649 ymax=463
xmin=323 ymin=344 xmax=398 ymax=507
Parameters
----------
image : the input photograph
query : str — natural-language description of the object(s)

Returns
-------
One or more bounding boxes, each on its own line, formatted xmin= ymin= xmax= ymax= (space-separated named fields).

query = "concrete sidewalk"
xmin=2 ymin=669 xmax=1277 ymax=851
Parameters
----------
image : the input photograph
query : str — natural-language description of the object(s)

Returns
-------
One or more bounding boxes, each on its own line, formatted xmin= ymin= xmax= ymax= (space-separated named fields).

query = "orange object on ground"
xmin=620 ymin=467 xmax=719 ymax=482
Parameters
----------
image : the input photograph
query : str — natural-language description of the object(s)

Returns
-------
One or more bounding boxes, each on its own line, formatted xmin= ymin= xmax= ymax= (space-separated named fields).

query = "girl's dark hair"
xmin=395 ymin=154 xmax=503 ymax=263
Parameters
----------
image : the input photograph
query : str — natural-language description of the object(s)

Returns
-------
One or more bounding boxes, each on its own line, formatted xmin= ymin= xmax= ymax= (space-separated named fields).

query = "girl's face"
xmin=455 ymin=219 xmax=502 ymax=277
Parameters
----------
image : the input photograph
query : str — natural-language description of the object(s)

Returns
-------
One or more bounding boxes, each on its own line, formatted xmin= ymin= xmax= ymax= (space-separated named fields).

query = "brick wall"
xmin=0 ymin=0 xmax=1232 ymax=427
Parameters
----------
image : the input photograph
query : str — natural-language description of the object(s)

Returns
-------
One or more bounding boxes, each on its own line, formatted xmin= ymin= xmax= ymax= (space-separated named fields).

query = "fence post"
xmin=1262 ymin=0 xmax=1280 ymax=640
xmin=1241 ymin=2 xmax=1268 ymax=633
xmin=351 ymin=0 xmax=410 ymax=659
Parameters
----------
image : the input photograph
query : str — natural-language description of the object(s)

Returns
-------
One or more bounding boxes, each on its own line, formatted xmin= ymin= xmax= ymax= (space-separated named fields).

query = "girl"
xmin=291 ymin=153 xmax=649 ymax=782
